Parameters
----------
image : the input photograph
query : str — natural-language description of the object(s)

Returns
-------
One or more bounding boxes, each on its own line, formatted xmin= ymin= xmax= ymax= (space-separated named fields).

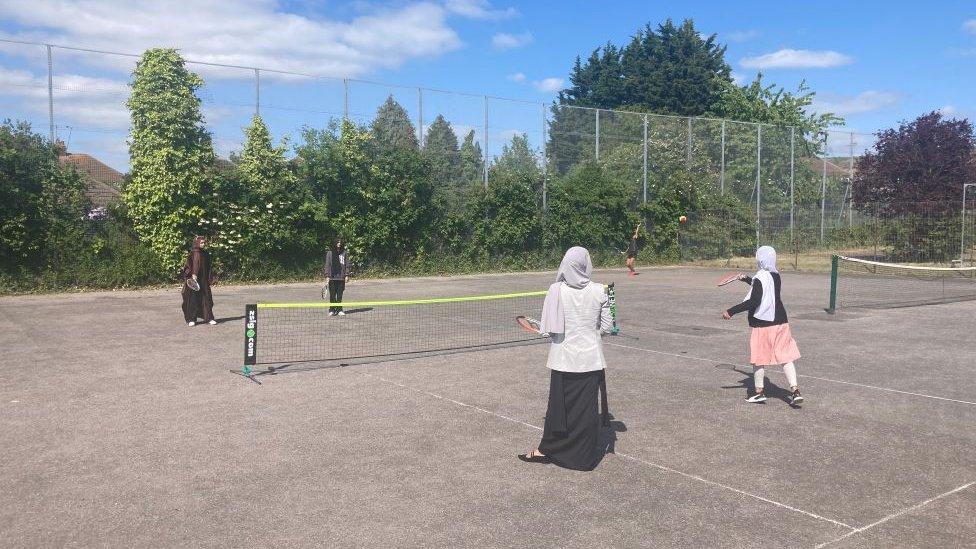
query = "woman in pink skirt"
xmin=722 ymin=246 xmax=804 ymax=405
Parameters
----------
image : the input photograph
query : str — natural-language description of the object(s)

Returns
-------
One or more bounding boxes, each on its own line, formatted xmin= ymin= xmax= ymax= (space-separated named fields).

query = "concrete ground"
xmin=1 ymin=266 xmax=974 ymax=548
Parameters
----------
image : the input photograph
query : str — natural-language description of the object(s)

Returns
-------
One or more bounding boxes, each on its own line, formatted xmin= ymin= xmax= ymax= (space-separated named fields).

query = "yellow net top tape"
xmin=256 ymin=290 xmax=548 ymax=309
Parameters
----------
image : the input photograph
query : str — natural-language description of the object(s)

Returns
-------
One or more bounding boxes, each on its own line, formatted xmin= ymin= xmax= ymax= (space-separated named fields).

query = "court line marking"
xmin=361 ymin=371 xmax=855 ymax=532
xmin=814 ymin=480 xmax=976 ymax=548
xmin=605 ymin=341 xmax=976 ymax=407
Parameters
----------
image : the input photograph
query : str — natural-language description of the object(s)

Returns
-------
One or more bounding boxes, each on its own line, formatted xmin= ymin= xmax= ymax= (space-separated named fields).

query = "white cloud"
xmin=0 ymin=67 xmax=131 ymax=129
xmin=726 ymin=30 xmax=759 ymax=43
xmin=811 ymin=91 xmax=900 ymax=116
xmin=740 ymin=48 xmax=853 ymax=69
xmin=507 ymin=72 xmax=526 ymax=83
xmin=492 ymin=32 xmax=532 ymax=51
xmin=964 ymin=19 xmax=976 ymax=34
xmin=445 ymin=0 xmax=517 ymax=20
xmin=533 ymin=77 xmax=563 ymax=93
xmin=0 ymin=0 xmax=462 ymax=79
xmin=940 ymin=105 xmax=957 ymax=115
xmin=731 ymin=71 xmax=750 ymax=86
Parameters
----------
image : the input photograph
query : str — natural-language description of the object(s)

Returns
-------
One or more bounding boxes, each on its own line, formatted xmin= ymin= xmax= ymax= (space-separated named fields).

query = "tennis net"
xmin=241 ymin=290 xmax=548 ymax=375
xmin=827 ymin=255 xmax=976 ymax=312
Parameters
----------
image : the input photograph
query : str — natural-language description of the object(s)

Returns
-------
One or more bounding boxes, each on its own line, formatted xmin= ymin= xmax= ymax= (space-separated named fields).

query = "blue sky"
xmin=1 ymin=0 xmax=975 ymax=170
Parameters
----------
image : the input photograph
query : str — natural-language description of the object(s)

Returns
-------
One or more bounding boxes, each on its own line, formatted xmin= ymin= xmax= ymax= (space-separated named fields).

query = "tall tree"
xmin=424 ymin=115 xmax=462 ymax=203
xmin=459 ymin=130 xmax=484 ymax=185
xmin=371 ymin=96 xmax=419 ymax=155
xmin=217 ymin=115 xmax=305 ymax=261
xmin=558 ymin=19 xmax=731 ymax=115
xmin=125 ymin=48 xmax=214 ymax=269
xmin=853 ymin=111 xmax=976 ymax=214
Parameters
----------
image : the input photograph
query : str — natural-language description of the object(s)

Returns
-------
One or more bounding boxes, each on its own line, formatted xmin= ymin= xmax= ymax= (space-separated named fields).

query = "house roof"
xmin=806 ymin=156 xmax=853 ymax=178
xmin=58 ymin=153 xmax=123 ymax=209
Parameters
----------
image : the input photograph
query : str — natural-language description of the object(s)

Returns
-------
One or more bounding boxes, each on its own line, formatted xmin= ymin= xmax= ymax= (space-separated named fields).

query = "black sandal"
xmin=517 ymin=451 xmax=552 ymax=464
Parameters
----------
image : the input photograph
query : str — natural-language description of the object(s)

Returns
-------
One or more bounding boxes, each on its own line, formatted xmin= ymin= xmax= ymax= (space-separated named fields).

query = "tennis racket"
xmin=185 ymin=278 xmax=200 ymax=291
xmin=516 ymin=315 xmax=546 ymax=336
xmin=717 ymin=273 xmax=745 ymax=287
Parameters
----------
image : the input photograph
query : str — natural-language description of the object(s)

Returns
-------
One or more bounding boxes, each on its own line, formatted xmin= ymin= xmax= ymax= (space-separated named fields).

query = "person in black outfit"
xmin=181 ymin=235 xmax=216 ymax=326
xmin=323 ymin=238 xmax=351 ymax=316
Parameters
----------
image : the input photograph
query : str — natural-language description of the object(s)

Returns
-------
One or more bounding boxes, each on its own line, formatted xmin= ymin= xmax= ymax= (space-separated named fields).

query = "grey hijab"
xmin=756 ymin=245 xmax=778 ymax=273
xmin=540 ymin=246 xmax=592 ymax=334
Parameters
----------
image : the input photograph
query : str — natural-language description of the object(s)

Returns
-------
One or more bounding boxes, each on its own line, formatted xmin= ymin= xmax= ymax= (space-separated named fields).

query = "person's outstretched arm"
xmin=727 ymin=279 xmax=761 ymax=317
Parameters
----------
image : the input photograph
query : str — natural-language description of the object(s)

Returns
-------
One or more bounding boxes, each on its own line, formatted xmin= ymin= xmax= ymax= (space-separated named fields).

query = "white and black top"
xmin=726 ymin=273 xmax=789 ymax=328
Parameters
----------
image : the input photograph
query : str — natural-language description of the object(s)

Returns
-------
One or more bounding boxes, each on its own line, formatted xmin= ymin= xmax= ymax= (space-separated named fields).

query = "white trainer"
xmin=187 ymin=322 xmax=196 ymax=327
xmin=746 ymin=392 xmax=767 ymax=403
xmin=337 ymin=311 xmax=346 ymax=316
xmin=208 ymin=320 xmax=217 ymax=325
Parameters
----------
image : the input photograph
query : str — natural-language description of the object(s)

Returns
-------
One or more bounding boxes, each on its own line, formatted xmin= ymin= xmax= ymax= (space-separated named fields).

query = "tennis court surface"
xmin=2 ymin=267 xmax=974 ymax=547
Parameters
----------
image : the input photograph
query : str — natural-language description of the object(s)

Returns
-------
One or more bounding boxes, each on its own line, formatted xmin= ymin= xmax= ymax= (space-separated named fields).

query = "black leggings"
xmin=328 ymin=280 xmax=345 ymax=313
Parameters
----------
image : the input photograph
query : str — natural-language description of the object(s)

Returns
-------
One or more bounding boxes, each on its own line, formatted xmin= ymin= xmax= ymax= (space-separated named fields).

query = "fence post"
xmin=595 ymin=109 xmax=600 ymax=162
xmin=541 ymin=102 xmax=547 ymax=214
xmin=343 ymin=78 xmax=349 ymax=121
xmin=642 ymin=114 xmax=648 ymax=204
xmin=719 ymin=119 xmax=725 ymax=195
xmin=47 ymin=44 xmax=55 ymax=142
xmin=483 ymin=95 xmax=489 ymax=190
xmin=964 ymin=184 xmax=975 ymax=261
xmin=686 ymin=117 xmax=692 ymax=169
xmin=848 ymin=132 xmax=855 ymax=227
xmin=418 ymin=88 xmax=424 ymax=148
xmin=821 ymin=134 xmax=827 ymax=244
xmin=254 ymin=68 xmax=260 ymax=117
xmin=756 ymin=124 xmax=762 ymax=245
xmin=790 ymin=126 xmax=795 ymax=244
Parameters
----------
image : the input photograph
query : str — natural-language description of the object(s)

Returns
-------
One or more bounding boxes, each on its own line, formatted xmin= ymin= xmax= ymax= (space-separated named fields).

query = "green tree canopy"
xmin=710 ymin=75 xmax=841 ymax=137
xmin=560 ymin=19 xmax=731 ymax=115
xmin=371 ymin=96 xmax=419 ymax=155
xmin=0 ymin=120 xmax=89 ymax=271
xmin=124 ymin=48 xmax=214 ymax=269
xmin=459 ymin=129 xmax=484 ymax=186
xmin=424 ymin=115 xmax=462 ymax=209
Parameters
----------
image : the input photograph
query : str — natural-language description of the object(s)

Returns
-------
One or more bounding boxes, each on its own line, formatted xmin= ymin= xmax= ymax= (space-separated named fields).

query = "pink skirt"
xmin=750 ymin=323 xmax=801 ymax=366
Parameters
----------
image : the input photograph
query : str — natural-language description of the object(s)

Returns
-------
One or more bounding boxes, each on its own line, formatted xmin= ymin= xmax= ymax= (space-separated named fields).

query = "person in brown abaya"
xmin=181 ymin=235 xmax=216 ymax=326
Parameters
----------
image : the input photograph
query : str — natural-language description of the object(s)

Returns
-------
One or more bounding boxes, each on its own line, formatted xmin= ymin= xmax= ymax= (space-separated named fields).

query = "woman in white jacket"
xmin=518 ymin=247 xmax=613 ymax=471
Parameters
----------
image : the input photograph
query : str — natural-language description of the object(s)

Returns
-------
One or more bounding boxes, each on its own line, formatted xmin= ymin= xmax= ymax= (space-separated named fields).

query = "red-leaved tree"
xmin=853 ymin=111 xmax=976 ymax=214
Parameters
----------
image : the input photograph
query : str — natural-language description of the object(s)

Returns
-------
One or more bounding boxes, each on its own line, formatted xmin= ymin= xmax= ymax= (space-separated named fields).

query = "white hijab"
xmin=744 ymin=246 xmax=777 ymax=322
xmin=539 ymin=246 xmax=592 ymax=334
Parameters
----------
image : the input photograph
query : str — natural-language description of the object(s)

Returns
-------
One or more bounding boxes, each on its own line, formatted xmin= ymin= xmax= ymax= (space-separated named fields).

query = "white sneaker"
xmin=208 ymin=320 xmax=217 ymax=325
xmin=337 ymin=311 xmax=345 ymax=316
xmin=187 ymin=322 xmax=196 ymax=327
xmin=746 ymin=391 xmax=767 ymax=403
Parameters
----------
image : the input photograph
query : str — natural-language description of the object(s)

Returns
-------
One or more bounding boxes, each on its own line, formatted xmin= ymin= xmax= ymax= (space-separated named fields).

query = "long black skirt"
xmin=181 ymin=283 xmax=214 ymax=323
xmin=538 ymin=369 xmax=609 ymax=471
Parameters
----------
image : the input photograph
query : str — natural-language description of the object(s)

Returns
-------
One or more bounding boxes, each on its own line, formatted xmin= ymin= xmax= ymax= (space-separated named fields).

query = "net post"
xmin=607 ymin=282 xmax=620 ymax=335
xmin=242 ymin=304 xmax=258 ymax=375
xmin=827 ymin=255 xmax=838 ymax=314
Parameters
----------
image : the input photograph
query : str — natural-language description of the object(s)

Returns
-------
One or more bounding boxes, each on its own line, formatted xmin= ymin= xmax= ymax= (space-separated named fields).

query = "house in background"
xmin=58 ymin=152 xmax=123 ymax=210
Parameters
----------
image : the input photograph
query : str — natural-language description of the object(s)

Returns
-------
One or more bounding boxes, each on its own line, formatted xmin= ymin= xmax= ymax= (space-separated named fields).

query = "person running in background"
xmin=181 ymin=235 xmax=216 ymax=326
xmin=519 ymin=246 xmax=613 ymax=471
xmin=323 ymin=238 xmax=350 ymax=316
xmin=722 ymin=246 xmax=803 ymax=405
xmin=625 ymin=223 xmax=640 ymax=276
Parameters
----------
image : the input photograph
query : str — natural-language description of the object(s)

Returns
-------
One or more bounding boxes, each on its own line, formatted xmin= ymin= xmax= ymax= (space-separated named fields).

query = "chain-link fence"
xmin=2 ymin=38 xmax=972 ymax=291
